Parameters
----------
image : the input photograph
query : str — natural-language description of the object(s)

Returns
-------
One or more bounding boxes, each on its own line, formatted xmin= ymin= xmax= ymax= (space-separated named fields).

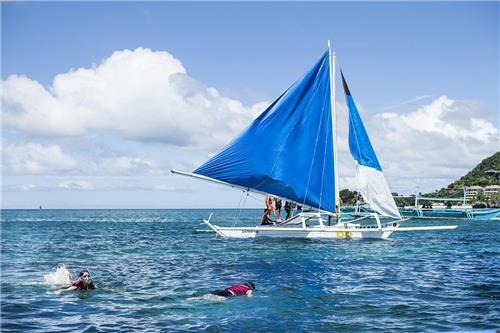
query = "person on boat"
xmin=261 ymin=196 xmax=275 ymax=225
xmin=284 ymin=201 xmax=293 ymax=220
xmin=261 ymin=209 xmax=276 ymax=225
xmin=265 ymin=196 xmax=274 ymax=212
xmin=53 ymin=269 xmax=96 ymax=294
xmin=210 ymin=282 xmax=255 ymax=299
xmin=274 ymin=197 xmax=282 ymax=221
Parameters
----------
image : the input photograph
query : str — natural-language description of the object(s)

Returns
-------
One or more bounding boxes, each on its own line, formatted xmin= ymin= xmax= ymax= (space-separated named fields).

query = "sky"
xmin=1 ymin=1 xmax=499 ymax=209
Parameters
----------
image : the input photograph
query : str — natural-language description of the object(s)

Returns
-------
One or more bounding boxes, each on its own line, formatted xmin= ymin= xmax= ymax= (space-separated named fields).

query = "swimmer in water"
xmin=53 ymin=269 xmax=96 ymax=294
xmin=209 ymin=282 xmax=255 ymax=300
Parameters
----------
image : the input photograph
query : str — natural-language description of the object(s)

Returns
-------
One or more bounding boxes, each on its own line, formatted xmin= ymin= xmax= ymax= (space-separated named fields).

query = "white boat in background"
xmin=172 ymin=42 xmax=457 ymax=239
xmin=398 ymin=188 xmax=500 ymax=220
xmin=399 ymin=207 xmax=500 ymax=220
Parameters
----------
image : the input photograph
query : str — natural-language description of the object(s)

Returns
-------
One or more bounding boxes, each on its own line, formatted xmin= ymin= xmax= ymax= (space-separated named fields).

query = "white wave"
xmin=43 ymin=264 xmax=72 ymax=286
xmin=187 ymin=294 xmax=227 ymax=302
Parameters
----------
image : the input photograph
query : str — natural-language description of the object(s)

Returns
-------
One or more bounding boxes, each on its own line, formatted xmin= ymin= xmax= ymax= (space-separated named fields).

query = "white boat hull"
xmin=202 ymin=212 xmax=457 ymax=240
xmin=203 ymin=215 xmax=457 ymax=239
xmin=208 ymin=225 xmax=395 ymax=239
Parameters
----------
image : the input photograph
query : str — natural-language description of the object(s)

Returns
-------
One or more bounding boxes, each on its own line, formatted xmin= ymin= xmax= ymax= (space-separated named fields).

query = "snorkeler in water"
xmin=209 ymin=282 xmax=255 ymax=299
xmin=53 ymin=269 xmax=96 ymax=294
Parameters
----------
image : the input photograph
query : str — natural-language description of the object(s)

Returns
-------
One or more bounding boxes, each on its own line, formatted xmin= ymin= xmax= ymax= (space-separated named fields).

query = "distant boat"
xmin=398 ymin=189 xmax=500 ymax=220
xmin=399 ymin=207 xmax=500 ymax=220
xmin=173 ymin=42 xmax=457 ymax=239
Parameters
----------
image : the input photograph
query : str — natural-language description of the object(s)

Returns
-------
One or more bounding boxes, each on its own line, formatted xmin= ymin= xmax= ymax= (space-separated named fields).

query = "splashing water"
xmin=43 ymin=264 xmax=72 ymax=286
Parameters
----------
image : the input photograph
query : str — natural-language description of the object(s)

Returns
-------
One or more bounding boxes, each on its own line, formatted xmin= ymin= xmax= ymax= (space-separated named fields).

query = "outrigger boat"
xmin=172 ymin=42 xmax=457 ymax=239
xmin=396 ymin=187 xmax=500 ymax=220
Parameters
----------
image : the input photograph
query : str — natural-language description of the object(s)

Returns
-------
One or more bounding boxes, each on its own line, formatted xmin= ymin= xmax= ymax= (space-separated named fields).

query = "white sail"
xmin=356 ymin=164 xmax=401 ymax=218
xmin=340 ymin=71 xmax=401 ymax=219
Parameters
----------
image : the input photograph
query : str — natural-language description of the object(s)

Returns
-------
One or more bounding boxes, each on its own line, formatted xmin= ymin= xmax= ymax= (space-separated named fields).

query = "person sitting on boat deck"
xmin=53 ymin=269 xmax=96 ymax=294
xmin=274 ymin=197 xmax=282 ymax=221
xmin=261 ymin=209 xmax=276 ymax=225
xmin=210 ymin=282 xmax=255 ymax=298
xmin=261 ymin=196 xmax=275 ymax=225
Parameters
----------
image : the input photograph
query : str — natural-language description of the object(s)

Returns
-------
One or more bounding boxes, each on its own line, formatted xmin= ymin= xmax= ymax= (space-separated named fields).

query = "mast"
xmin=328 ymin=40 xmax=340 ymax=217
xmin=415 ymin=185 xmax=419 ymax=208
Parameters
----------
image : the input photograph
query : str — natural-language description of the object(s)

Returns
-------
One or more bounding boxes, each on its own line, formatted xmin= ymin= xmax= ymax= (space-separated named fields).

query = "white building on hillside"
xmin=465 ymin=186 xmax=483 ymax=201
xmin=484 ymin=185 xmax=500 ymax=198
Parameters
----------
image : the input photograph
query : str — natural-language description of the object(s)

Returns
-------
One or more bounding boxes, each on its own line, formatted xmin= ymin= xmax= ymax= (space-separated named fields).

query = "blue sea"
xmin=1 ymin=209 xmax=499 ymax=332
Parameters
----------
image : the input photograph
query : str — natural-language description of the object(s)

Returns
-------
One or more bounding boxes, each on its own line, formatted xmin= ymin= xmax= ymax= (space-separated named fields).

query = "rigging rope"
xmin=232 ymin=190 xmax=248 ymax=227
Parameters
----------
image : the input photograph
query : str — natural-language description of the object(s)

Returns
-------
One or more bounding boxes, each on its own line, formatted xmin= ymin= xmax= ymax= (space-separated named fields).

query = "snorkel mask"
xmin=244 ymin=282 xmax=255 ymax=290
xmin=79 ymin=270 xmax=92 ymax=284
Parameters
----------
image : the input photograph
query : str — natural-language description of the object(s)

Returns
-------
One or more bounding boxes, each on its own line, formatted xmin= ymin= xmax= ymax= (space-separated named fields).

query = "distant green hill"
xmin=436 ymin=151 xmax=500 ymax=197
xmin=393 ymin=152 xmax=500 ymax=207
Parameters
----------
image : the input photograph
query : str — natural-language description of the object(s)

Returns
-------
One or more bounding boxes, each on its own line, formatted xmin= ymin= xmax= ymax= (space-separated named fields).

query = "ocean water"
xmin=1 ymin=209 xmax=499 ymax=332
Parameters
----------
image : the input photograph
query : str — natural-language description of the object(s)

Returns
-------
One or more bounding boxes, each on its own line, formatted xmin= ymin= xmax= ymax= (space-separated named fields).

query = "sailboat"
xmin=172 ymin=42 xmax=458 ymax=239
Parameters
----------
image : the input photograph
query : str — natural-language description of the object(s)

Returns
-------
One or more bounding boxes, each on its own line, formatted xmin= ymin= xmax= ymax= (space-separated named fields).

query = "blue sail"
xmin=194 ymin=51 xmax=335 ymax=213
xmin=341 ymin=71 xmax=382 ymax=171
xmin=341 ymin=70 xmax=401 ymax=218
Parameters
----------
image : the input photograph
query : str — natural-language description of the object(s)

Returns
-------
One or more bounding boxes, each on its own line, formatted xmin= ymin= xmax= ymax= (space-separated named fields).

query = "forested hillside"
xmin=436 ymin=151 xmax=500 ymax=196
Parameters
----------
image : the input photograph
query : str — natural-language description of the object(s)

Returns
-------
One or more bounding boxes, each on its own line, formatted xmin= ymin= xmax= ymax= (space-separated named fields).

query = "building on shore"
xmin=465 ymin=185 xmax=500 ymax=200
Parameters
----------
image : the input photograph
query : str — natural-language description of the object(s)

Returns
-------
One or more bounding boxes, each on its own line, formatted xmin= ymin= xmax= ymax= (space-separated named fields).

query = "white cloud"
xmin=396 ymin=95 xmax=498 ymax=142
xmin=1 ymin=48 xmax=259 ymax=150
xmin=58 ymin=180 xmax=94 ymax=190
xmin=360 ymin=95 xmax=499 ymax=194
xmin=2 ymin=184 xmax=37 ymax=192
xmin=2 ymin=142 xmax=77 ymax=175
xmin=154 ymin=184 xmax=192 ymax=193
xmin=1 ymin=48 xmax=498 ymax=203
xmin=96 ymin=156 xmax=160 ymax=176
xmin=1 ymin=139 xmax=164 ymax=176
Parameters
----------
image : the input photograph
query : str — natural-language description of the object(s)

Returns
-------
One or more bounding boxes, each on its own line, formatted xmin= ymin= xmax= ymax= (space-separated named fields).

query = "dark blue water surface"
xmin=1 ymin=209 xmax=499 ymax=332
